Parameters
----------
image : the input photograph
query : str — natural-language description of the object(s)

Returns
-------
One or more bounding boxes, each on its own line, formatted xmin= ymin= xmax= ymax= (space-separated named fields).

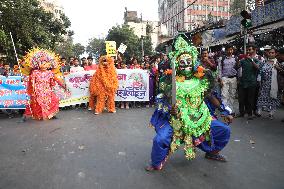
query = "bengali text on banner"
xmin=0 ymin=76 xmax=28 ymax=109
xmin=59 ymin=69 xmax=149 ymax=107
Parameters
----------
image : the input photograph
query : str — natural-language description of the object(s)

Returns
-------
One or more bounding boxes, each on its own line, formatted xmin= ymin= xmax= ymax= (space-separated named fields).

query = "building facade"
xmin=38 ymin=0 xmax=64 ymax=20
xmin=124 ymin=10 xmax=159 ymax=50
xmin=158 ymin=0 xmax=232 ymax=37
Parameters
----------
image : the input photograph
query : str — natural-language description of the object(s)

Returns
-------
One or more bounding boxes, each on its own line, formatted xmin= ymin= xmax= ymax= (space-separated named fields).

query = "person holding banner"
xmin=19 ymin=48 xmax=67 ymax=121
xmin=70 ymin=58 xmax=84 ymax=73
xmin=89 ymin=55 xmax=118 ymax=114
xmin=84 ymin=56 xmax=97 ymax=71
xmin=145 ymin=35 xmax=232 ymax=171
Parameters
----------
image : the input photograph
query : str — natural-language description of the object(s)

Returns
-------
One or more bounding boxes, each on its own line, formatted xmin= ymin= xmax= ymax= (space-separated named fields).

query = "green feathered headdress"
xmin=169 ymin=35 xmax=199 ymax=69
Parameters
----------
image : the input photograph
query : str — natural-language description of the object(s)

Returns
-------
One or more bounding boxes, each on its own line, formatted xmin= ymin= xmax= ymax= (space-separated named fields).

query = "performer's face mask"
xmin=40 ymin=62 xmax=51 ymax=70
xmin=177 ymin=54 xmax=193 ymax=77
xmin=102 ymin=58 xmax=108 ymax=67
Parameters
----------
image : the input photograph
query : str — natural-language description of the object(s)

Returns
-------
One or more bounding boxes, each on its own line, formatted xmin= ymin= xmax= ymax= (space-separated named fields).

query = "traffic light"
xmin=240 ymin=10 xmax=252 ymax=28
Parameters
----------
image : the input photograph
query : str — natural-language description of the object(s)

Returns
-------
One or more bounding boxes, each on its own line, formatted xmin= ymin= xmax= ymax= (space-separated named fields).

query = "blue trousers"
xmin=150 ymin=117 xmax=230 ymax=167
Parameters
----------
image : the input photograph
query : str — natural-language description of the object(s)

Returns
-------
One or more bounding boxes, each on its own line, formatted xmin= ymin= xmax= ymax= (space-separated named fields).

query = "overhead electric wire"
xmin=147 ymin=0 xmax=198 ymax=34
xmin=161 ymin=0 xmax=198 ymax=26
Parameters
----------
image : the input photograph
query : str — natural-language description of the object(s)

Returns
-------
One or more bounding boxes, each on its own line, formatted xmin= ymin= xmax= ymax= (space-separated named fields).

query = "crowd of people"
xmin=1 ymin=44 xmax=284 ymax=121
xmin=58 ymin=53 xmax=170 ymax=109
xmin=185 ymin=44 xmax=284 ymax=121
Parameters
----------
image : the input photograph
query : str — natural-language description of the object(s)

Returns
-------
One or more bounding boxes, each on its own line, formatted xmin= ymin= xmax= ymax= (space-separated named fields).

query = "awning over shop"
xmin=252 ymin=20 xmax=284 ymax=35
xmin=203 ymin=35 xmax=238 ymax=47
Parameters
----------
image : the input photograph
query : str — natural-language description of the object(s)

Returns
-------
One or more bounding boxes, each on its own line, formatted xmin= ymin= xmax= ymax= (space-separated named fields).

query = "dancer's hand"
xmin=170 ymin=104 xmax=177 ymax=116
xmin=223 ymin=115 xmax=233 ymax=124
xmin=63 ymin=84 xmax=67 ymax=91
xmin=219 ymin=80 xmax=224 ymax=88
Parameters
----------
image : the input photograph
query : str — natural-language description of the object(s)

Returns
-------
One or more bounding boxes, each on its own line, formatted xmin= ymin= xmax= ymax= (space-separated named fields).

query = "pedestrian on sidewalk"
xmin=237 ymin=44 xmax=260 ymax=120
xmin=84 ymin=56 xmax=97 ymax=71
xmin=201 ymin=49 xmax=217 ymax=71
xmin=218 ymin=45 xmax=239 ymax=115
xmin=256 ymin=47 xmax=280 ymax=120
xmin=276 ymin=48 xmax=284 ymax=122
xmin=70 ymin=58 xmax=84 ymax=73
xmin=248 ymin=46 xmax=265 ymax=115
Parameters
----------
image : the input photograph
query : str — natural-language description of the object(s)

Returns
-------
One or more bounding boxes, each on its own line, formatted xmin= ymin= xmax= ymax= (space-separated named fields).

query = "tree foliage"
xmin=105 ymin=24 xmax=153 ymax=61
xmin=73 ymin=43 xmax=85 ymax=58
xmin=86 ymin=37 xmax=105 ymax=60
xmin=54 ymin=36 xmax=85 ymax=59
xmin=0 ymin=0 xmax=72 ymax=63
xmin=54 ymin=36 xmax=73 ymax=59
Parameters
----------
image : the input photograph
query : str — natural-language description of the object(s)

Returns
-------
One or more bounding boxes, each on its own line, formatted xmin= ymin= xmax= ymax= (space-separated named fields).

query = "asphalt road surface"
xmin=0 ymin=108 xmax=284 ymax=189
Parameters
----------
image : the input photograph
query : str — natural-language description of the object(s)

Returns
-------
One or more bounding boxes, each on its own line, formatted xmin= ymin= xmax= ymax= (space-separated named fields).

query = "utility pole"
xmin=243 ymin=27 xmax=247 ymax=54
xmin=141 ymin=13 xmax=144 ymax=58
xmin=243 ymin=0 xmax=248 ymax=54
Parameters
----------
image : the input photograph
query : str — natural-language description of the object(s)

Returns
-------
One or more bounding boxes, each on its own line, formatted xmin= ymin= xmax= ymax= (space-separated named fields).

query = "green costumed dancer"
xmin=146 ymin=34 xmax=232 ymax=171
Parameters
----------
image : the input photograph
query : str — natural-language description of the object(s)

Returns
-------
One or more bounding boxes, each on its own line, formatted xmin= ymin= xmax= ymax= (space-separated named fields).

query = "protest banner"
xmin=59 ymin=69 xmax=149 ymax=107
xmin=0 ymin=70 xmax=150 ymax=108
xmin=0 ymin=76 xmax=28 ymax=109
xmin=117 ymin=43 xmax=127 ymax=54
xmin=105 ymin=41 xmax=117 ymax=57
xmin=59 ymin=71 xmax=95 ymax=107
xmin=115 ymin=69 xmax=149 ymax=101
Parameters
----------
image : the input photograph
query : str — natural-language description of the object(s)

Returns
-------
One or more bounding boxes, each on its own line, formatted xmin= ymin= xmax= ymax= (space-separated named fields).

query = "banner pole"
xmin=9 ymin=32 xmax=19 ymax=63
xmin=9 ymin=32 xmax=33 ymax=118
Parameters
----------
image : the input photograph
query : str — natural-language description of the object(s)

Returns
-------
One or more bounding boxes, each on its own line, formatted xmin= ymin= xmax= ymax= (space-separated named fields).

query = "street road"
xmin=0 ymin=108 xmax=283 ymax=189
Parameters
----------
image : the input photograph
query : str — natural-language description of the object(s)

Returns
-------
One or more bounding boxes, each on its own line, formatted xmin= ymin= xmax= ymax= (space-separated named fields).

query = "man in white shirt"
xmin=70 ymin=58 xmax=84 ymax=73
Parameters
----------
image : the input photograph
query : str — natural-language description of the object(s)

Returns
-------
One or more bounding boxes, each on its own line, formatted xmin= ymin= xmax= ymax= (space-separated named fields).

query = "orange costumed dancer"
xmin=89 ymin=55 xmax=118 ymax=115
xmin=20 ymin=48 xmax=67 ymax=121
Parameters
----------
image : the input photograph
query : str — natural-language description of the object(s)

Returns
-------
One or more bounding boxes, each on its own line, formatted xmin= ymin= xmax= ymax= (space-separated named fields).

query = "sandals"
xmin=145 ymin=165 xmax=161 ymax=172
xmin=205 ymin=153 xmax=227 ymax=162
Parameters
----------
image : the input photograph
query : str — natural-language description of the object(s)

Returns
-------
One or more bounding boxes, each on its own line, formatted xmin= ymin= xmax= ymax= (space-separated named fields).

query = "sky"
xmin=58 ymin=0 xmax=159 ymax=46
